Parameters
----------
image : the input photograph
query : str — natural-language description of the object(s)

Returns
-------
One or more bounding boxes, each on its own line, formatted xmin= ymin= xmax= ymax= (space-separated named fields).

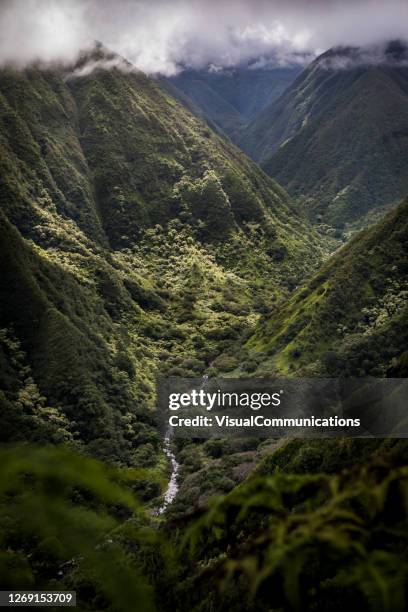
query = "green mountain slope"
xmin=168 ymin=65 xmax=301 ymax=140
xmin=240 ymin=43 xmax=408 ymax=227
xmin=246 ymin=198 xmax=408 ymax=376
xmin=156 ymin=77 xmax=225 ymax=138
xmin=0 ymin=213 xmax=154 ymax=460
xmin=160 ymin=75 xmax=245 ymax=141
xmin=0 ymin=49 xmax=325 ymax=462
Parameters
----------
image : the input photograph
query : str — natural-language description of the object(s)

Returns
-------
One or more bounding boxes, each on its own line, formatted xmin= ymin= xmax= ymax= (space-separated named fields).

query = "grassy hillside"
xmin=0 ymin=49 xmax=325 ymax=465
xmin=245 ymin=198 xmax=408 ymax=376
xmin=240 ymin=44 xmax=408 ymax=227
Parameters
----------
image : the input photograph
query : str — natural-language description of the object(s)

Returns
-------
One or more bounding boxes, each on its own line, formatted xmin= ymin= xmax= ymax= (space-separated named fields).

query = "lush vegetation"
xmin=0 ymin=49 xmax=325 ymax=468
xmin=246 ymin=199 xmax=408 ymax=377
xmin=1 ymin=44 xmax=407 ymax=612
xmin=176 ymin=439 xmax=408 ymax=612
xmin=0 ymin=446 xmax=162 ymax=610
xmin=2 ymin=442 xmax=408 ymax=611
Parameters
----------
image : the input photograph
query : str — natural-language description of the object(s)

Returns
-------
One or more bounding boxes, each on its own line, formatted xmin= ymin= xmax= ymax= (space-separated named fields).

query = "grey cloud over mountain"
xmin=1 ymin=0 xmax=408 ymax=74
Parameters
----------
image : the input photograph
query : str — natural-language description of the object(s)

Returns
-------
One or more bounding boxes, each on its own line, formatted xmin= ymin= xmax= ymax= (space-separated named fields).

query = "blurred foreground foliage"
xmin=1 ymin=444 xmax=408 ymax=612
xmin=0 ymin=445 xmax=168 ymax=611
xmin=178 ymin=447 xmax=408 ymax=612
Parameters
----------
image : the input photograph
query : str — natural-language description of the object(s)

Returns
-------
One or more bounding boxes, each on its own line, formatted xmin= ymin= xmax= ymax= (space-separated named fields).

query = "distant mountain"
xmin=167 ymin=65 xmax=301 ymax=140
xmin=0 ymin=47 xmax=324 ymax=458
xmin=245 ymin=198 xmax=408 ymax=377
xmin=240 ymin=42 xmax=408 ymax=227
xmin=160 ymin=73 xmax=245 ymax=140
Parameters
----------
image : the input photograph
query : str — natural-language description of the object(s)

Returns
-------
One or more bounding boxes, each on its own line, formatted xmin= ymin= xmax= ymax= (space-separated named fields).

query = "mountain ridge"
xmin=240 ymin=41 xmax=408 ymax=227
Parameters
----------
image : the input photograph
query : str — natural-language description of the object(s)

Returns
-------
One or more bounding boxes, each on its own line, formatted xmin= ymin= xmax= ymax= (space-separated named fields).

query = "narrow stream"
xmin=157 ymin=375 xmax=209 ymax=514
xmin=157 ymin=427 xmax=179 ymax=514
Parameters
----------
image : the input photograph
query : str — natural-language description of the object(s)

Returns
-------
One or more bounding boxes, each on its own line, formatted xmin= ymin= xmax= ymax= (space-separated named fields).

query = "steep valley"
xmin=1 ymin=41 xmax=408 ymax=612
xmin=0 ymin=50 xmax=326 ymax=470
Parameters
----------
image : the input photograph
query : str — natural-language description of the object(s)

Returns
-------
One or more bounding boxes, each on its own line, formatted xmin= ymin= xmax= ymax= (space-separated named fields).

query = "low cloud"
xmin=316 ymin=40 xmax=408 ymax=71
xmin=1 ymin=0 xmax=408 ymax=75
xmin=64 ymin=54 xmax=135 ymax=80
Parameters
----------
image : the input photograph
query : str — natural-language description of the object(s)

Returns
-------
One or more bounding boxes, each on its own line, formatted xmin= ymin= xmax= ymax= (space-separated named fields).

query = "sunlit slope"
xmin=247 ymin=198 xmax=408 ymax=376
xmin=0 ymin=48 xmax=326 ymax=459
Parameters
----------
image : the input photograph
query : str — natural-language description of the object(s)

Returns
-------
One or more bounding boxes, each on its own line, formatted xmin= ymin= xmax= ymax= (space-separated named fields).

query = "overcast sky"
xmin=1 ymin=0 xmax=408 ymax=74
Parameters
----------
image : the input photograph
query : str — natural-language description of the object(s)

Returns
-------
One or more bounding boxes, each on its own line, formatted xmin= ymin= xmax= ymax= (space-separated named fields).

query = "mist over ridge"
xmin=1 ymin=0 xmax=408 ymax=75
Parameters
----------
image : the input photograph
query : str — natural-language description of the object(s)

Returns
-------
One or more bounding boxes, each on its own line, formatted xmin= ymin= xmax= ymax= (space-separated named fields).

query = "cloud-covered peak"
xmin=1 ymin=0 xmax=408 ymax=75
xmin=315 ymin=40 xmax=408 ymax=71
